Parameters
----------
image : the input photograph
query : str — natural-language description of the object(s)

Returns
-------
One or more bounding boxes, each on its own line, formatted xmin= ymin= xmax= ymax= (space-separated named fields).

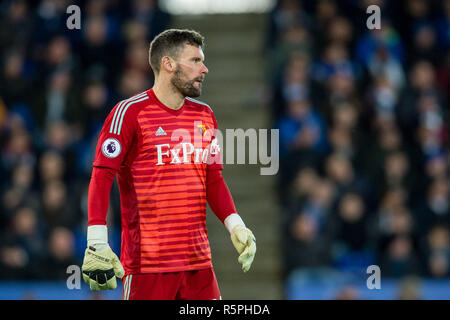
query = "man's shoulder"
xmin=106 ymin=91 xmax=150 ymax=134
xmin=110 ymin=90 xmax=151 ymax=117
xmin=184 ymin=97 xmax=214 ymax=114
xmin=115 ymin=90 xmax=151 ymax=110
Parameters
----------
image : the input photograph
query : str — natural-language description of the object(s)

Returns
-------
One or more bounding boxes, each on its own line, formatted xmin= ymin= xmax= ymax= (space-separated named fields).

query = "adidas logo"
xmin=155 ymin=126 xmax=167 ymax=136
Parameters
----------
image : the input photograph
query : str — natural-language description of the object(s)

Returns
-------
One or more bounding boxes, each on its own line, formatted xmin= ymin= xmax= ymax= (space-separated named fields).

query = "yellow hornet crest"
xmin=197 ymin=124 xmax=207 ymax=136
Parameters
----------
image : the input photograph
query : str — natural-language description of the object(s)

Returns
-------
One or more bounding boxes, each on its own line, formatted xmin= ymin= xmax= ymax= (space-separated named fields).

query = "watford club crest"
xmin=197 ymin=124 xmax=207 ymax=136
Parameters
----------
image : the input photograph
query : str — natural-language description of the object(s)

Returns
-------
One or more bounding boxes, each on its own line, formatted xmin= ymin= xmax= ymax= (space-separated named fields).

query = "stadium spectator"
xmin=277 ymin=97 xmax=328 ymax=157
xmin=41 ymin=226 xmax=77 ymax=279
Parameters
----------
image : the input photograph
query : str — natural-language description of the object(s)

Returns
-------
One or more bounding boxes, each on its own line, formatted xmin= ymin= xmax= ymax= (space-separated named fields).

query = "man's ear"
xmin=161 ymin=56 xmax=175 ymax=73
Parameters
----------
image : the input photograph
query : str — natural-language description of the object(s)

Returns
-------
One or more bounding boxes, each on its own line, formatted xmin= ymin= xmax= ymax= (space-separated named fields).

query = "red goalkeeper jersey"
xmin=92 ymin=89 xmax=223 ymax=274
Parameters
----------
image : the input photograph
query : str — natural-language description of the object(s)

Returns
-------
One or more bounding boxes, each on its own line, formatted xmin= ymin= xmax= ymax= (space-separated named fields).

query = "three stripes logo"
xmin=110 ymin=92 xmax=149 ymax=135
xmin=123 ymin=274 xmax=132 ymax=300
xmin=155 ymin=126 xmax=167 ymax=136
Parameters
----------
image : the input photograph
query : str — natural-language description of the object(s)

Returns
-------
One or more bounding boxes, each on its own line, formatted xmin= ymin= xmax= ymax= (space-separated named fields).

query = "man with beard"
xmin=81 ymin=29 xmax=256 ymax=300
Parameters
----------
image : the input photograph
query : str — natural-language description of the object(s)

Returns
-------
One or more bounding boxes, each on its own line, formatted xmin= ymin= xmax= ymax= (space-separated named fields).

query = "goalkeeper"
xmin=81 ymin=29 xmax=256 ymax=300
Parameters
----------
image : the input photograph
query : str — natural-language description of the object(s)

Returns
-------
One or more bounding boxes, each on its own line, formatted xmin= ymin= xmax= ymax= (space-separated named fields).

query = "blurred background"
xmin=0 ymin=0 xmax=448 ymax=300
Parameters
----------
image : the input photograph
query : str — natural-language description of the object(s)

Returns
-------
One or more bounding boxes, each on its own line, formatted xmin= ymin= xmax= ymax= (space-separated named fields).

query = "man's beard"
xmin=171 ymin=65 xmax=203 ymax=98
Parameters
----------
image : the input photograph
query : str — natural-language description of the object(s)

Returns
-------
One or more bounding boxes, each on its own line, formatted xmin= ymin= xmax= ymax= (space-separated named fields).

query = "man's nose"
xmin=201 ymin=63 xmax=209 ymax=74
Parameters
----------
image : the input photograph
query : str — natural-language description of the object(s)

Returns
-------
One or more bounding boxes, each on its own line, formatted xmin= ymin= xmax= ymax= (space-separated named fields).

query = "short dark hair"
xmin=149 ymin=29 xmax=205 ymax=75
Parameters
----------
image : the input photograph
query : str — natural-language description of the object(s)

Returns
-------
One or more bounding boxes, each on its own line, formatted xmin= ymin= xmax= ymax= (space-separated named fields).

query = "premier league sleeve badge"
xmin=101 ymin=138 xmax=122 ymax=158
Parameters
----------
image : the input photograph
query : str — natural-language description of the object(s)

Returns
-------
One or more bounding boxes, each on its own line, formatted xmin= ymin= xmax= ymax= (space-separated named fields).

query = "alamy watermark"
xmin=68 ymin=264 xmax=382 ymax=290
xmin=66 ymin=265 xmax=81 ymax=289
xmin=366 ymin=265 xmax=381 ymax=290
xmin=366 ymin=5 xmax=381 ymax=30
xmin=134 ymin=122 xmax=280 ymax=175
xmin=67 ymin=4 xmax=381 ymax=31
xmin=62 ymin=2 xmax=382 ymax=174
xmin=66 ymin=5 xmax=81 ymax=30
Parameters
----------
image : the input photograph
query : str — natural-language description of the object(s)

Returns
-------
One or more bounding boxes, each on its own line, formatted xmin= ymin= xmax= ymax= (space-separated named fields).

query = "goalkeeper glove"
xmin=230 ymin=225 xmax=256 ymax=272
xmin=81 ymin=225 xmax=124 ymax=291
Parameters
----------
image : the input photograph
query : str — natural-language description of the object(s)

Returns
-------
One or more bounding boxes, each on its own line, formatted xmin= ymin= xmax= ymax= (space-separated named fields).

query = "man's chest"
xmin=135 ymin=111 xmax=218 ymax=167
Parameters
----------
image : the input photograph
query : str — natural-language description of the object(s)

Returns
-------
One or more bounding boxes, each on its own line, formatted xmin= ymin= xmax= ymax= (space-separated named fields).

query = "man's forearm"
xmin=206 ymin=170 xmax=256 ymax=272
xmin=82 ymin=166 xmax=124 ymax=291
xmin=206 ymin=169 xmax=238 ymax=225
xmin=88 ymin=166 xmax=116 ymax=226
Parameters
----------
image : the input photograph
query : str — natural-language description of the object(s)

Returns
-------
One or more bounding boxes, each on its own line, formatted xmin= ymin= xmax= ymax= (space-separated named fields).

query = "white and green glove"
xmin=81 ymin=225 xmax=124 ymax=291
xmin=225 ymin=214 xmax=256 ymax=273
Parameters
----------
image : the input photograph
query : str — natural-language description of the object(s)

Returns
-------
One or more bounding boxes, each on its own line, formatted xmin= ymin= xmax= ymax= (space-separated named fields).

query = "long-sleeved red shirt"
xmin=88 ymin=88 xmax=237 ymax=274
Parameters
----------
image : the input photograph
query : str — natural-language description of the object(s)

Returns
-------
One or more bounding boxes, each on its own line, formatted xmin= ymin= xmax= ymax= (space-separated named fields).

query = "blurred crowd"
xmin=267 ymin=0 xmax=450 ymax=288
xmin=0 ymin=0 xmax=171 ymax=279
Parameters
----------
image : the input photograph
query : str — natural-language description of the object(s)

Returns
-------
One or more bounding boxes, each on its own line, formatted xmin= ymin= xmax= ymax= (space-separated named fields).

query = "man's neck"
xmin=152 ymin=80 xmax=185 ymax=110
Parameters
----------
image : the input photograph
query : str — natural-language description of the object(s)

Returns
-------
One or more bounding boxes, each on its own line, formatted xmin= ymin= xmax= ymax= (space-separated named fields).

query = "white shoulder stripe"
xmin=116 ymin=96 xmax=148 ymax=135
xmin=185 ymin=97 xmax=213 ymax=112
xmin=113 ymin=96 xmax=148 ymax=134
xmin=109 ymin=92 xmax=147 ymax=134
xmin=110 ymin=100 xmax=126 ymax=134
